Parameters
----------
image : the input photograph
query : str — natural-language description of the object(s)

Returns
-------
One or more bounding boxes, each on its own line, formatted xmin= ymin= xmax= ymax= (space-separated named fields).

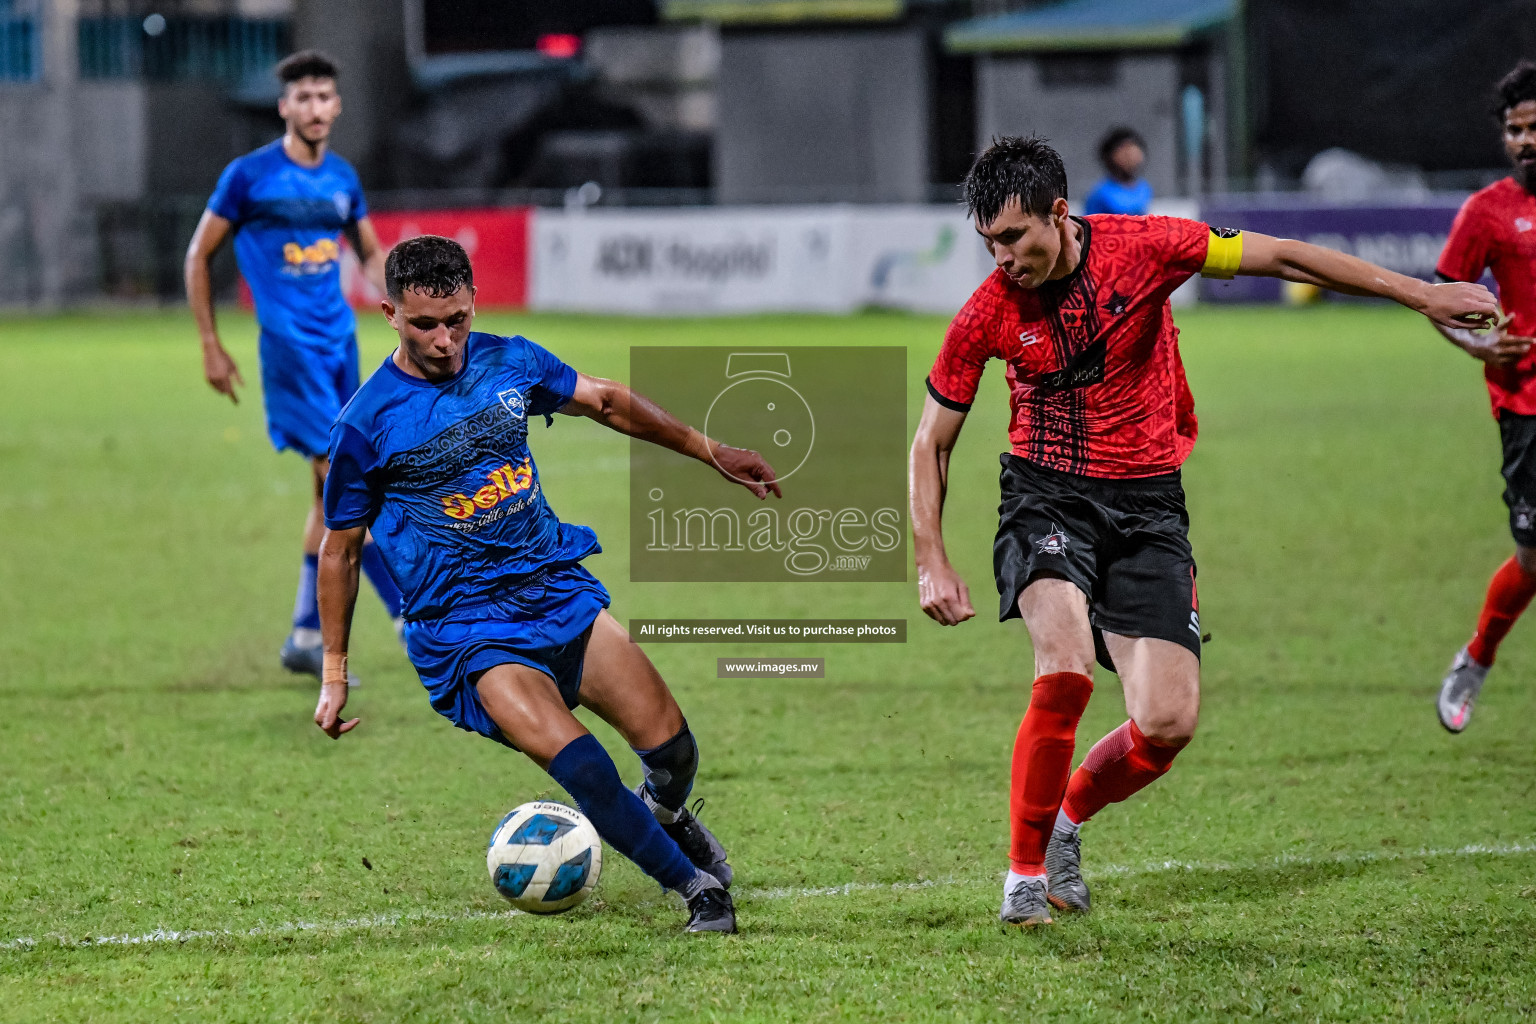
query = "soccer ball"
xmin=486 ymin=800 xmax=603 ymax=914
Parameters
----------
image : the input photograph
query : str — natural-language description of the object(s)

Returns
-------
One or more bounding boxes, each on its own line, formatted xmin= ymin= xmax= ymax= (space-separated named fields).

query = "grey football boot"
xmin=999 ymin=874 xmax=1052 ymax=926
xmin=1045 ymin=828 xmax=1090 ymax=913
xmin=636 ymin=787 xmax=733 ymax=888
xmin=1437 ymin=646 xmax=1490 ymax=733
xmin=684 ymin=885 xmax=737 ymax=933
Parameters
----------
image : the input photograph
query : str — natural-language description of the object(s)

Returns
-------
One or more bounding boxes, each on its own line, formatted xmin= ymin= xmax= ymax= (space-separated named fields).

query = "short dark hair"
xmin=963 ymin=135 xmax=1069 ymax=225
xmin=1495 ymin=60 xmax=1536 ymax=118
xmin=1098 ymin=126 xmax=1146 ymax=170
xmin=385 ymin=235 xmax=474 ymax=301
xmin=276 ymin=49 xmax=338 ymax=87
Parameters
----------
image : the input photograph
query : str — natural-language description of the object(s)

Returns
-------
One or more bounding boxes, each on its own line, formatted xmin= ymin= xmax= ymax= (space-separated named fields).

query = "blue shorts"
xmin=258 ymin=330 xmax=360 ymax=459
xmin=403 ymin=564 xmax=611 ymax=748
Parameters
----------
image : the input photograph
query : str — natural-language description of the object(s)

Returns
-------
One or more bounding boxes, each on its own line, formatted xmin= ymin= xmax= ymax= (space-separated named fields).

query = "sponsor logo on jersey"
xmin=282 ymin=236 xmax=341 ymax=272
xmin=441 ymin=458 xmax=535 ymax=520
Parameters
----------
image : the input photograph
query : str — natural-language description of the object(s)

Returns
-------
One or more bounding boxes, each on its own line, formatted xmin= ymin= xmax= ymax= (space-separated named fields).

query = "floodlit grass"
xmin=2 ymin=304 xmax=1534 ymax=1022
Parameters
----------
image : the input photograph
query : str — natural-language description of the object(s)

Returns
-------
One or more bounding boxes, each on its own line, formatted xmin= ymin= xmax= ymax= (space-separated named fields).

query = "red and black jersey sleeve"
xmin=927 ymin=283 xmax=999 ymax=412
xmin=1438 ymin=197 xmax=1493 ymax=283
xmin=1148 ymin=216 xmax=1212 ymax=284
xmin=1083 ymin=214 xmax=1215 ymax=295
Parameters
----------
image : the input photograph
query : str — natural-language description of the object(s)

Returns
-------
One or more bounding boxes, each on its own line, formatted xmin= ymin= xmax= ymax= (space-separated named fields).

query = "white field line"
xmin=4 ymin=839 xmax=1532 ymax=952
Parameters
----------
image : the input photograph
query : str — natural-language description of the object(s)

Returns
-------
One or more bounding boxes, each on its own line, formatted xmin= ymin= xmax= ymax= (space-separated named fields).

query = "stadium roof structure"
xmin=946 ymin=0 xmax=1236 ymax=53
xmin=661 ymin=0 xmax=904 ymax=25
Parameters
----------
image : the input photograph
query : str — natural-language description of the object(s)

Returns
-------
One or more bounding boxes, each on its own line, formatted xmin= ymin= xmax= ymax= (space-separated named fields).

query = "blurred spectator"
xmin=1084 ymin=127 xmax=1152 ymax=215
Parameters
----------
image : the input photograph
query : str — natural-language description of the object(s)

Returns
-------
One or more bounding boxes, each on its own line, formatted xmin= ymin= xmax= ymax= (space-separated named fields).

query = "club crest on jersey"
xmin=441 ymin=458 xmax=535 ymax=520
xmin=332 ymin=191 xmax=352 ymax=221
xmin=1518 ymin=218 xmax=1533 ymax=233
xmin=497 ymin=387 xmax=527 ymax=420
xmin=1102 ymin=291 xmax=1130 ymax=316
xmin=1036 ymin=525 xmax=1069 ymax=555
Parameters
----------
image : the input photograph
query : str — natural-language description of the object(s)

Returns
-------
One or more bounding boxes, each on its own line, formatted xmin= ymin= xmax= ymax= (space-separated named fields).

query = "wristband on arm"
xmin=323 ymin=651 xmax=348 ymax=687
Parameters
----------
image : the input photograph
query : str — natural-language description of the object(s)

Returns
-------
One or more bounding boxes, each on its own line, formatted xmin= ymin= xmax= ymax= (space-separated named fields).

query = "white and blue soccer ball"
xmin=486 ymin=801 xmax=603 ymax=914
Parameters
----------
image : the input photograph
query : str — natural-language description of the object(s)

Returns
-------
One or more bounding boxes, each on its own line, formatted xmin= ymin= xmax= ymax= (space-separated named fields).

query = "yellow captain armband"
xmin=1201 ymin=227 xmax=1244 ymax=279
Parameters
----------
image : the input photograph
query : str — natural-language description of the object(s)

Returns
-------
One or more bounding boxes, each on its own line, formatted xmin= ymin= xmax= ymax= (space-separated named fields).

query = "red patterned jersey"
xmin=1437 ymin=177 xmax=1536 ymax=416
xmin=927 ymin=215 xmax=1214 ymax=478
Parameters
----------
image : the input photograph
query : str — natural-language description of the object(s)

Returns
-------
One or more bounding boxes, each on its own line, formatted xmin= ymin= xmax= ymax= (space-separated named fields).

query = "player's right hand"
xmin=709 ymin=444 xmax=782 ymax=500
xmin=1421 ymin=280 xmax=1501 ymax=330
xmin=917 ymin=561 xmax=975 ymax=626
xmin=202 ymin=340 xmax=245 ymax=404
xmin=314 ymin=680 xmax=359 ymax=739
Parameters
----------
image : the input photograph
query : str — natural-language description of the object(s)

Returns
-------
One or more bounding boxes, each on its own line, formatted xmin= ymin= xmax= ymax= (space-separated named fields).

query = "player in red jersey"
xmin=1434 ymin=62 xmax=1536 ymax=733
xmin=909 ymin=136 xmax=1498 ymax=926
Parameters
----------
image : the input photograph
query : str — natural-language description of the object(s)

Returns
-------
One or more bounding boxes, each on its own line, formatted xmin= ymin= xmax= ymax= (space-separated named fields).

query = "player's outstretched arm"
xmin=1235 ymin=232 xmax=1500 ymax=330
xmin=314 ymin=525 xmax=365 ymax=739
xmin=560 ymin=372 xmax=782 ymax=500
xmin=184 ymin=210 xmax=244 ymax=404
xmin=910 ymin=395 xmax=975 ymax=626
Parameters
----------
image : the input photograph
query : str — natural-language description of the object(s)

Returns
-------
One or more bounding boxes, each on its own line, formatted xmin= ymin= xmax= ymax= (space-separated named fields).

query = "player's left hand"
xmin=1420 ymin=280 xmax=1501 ymax=330
xmin=202 ymin=341 xmax=245 ymax=404
xmin=709 ymin=444 xmax=782 ymax=499
xmin=314 ymin=680 xmax=359 ymax=739
xmin=1464 ymin=326 xmax=1534 ymax=368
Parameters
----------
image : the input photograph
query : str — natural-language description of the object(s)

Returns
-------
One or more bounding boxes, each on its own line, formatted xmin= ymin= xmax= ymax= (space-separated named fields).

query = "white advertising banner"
xmin=530 ymin=200 xmax=1200 ymax=316
xmin=531 ymin=207 xmax=854 ymax=314
xmin=530 ymin=205 xmax=996 ymax=316
xmin=846 ymin=206 xmax=995 ymax=314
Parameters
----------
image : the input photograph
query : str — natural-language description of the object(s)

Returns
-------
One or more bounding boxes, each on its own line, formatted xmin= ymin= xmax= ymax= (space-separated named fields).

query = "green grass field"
xmin=3 ymin=304 xmax=1536 ymax=1022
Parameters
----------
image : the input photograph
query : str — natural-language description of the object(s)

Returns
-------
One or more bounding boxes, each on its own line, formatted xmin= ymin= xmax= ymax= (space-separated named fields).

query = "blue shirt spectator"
xmin=1084 ymin=127 xmax=1153 ymax=216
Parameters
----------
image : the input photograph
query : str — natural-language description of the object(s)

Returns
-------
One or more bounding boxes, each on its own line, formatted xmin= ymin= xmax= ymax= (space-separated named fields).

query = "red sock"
xmin=1466 ymin=556 xmax=1536 ymax=667
xmin=1008 ymin=672 xmax=1093 ymax=875
xmin=1061 ymin=720 xmax=1184 ymax=826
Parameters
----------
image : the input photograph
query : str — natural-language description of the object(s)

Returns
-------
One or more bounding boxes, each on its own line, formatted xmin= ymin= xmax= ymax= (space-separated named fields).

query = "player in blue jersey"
xmin=1082 ymin=127 xmax=1154 ymax=216
xmin=313 ymin=236 xmax=781 ymax=933
xmin=184 ymin=50 xmax=404 ymax=682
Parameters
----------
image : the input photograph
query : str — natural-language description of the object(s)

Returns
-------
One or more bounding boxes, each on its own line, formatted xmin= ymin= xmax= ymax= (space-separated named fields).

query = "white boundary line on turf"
xmin=0 ymin=907 xmax=521 ymax=952
xmin=4 ymin=839 xmax=1532 ymax=952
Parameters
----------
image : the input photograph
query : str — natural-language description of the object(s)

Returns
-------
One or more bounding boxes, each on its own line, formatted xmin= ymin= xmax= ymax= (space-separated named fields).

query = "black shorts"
xmin=1499 ymin=411 xmax=1536 ymax=547
xmin=993 ymin=454 xmax=1201 ymax=671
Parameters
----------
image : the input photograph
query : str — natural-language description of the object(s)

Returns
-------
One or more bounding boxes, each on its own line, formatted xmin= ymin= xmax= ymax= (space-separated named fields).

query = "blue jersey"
xmin=323 ymin=332 xmax=599 ymax=621
xmin=1083 ymin=177 xmax=1154 ymax=216
xmin=207 ymin=140 xmax=365 ymax=347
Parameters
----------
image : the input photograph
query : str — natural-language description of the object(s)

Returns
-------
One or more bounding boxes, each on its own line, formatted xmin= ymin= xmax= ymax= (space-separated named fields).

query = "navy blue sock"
xmin=292 ymin=553 xmax=320 ymax=631
xmin=546 ymin=734 xmax=696 ymax=891
xmin=360 ymin=542 xmax=404 ymax=618
xmin=635 ymin=722 xmax=698 ymax=813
